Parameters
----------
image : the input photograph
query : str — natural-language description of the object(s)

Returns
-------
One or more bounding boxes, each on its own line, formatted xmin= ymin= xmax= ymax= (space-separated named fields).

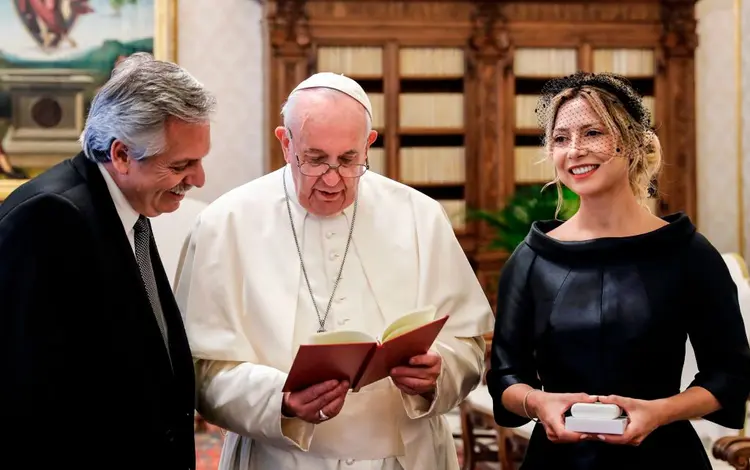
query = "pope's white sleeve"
xmin=399 ymin=199 xmax=493 ymax=419
xmin=174 ymin=212 xmax=316 ymax=450
xmin=196 ymin=359 xmax=315 ymax=450
xmin=400 ymin=336 xmax=486 ymax=419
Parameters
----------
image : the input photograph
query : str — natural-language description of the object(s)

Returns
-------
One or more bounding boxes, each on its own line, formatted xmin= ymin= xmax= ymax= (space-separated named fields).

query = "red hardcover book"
xmin=282 ymin=306 xmax=448 ymax=393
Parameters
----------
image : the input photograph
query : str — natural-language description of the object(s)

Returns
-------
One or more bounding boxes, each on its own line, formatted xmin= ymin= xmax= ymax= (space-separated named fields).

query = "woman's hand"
xmin=595 ymin=395 xmax=665 ymax=446
xmin=528 ymin=391 xmax=599 ymax=443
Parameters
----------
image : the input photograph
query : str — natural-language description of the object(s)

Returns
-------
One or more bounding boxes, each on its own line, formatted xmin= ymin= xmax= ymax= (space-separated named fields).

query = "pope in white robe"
xmin=173 ymin=72 xmax=495 ymax=470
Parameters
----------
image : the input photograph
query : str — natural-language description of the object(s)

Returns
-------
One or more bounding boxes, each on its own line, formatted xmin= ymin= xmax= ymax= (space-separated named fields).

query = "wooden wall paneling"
xmin=267 ymin=0 xmax=313 ymax=171
xmin=384 ymin=42 xmax=400 ymax=181
xmin=304 ymin=1 xmax=476 ymax=43
xmin=654 ymin=45 xmax=669 ymax=217
xmin=578 ymin=42 xmax=593 ymax=72
xmin=659 ymin=0 xmax=698 ymax=221
xmin=463 ymin=43 xmax=479 ymax=254
xmin=469 ymin=3 xmax=510 ymax=243
xmin=500 ymin=56 xmax=516 ymax=211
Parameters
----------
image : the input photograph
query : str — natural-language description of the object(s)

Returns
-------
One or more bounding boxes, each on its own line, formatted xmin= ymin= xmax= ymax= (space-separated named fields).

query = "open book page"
xmin=380 ymin=306 xmax=438 ymax=343
xmin=304 ymin=305 xmax=438 ymax=345
xmin=353 ymin=313 xmax=448 ymax=392
xmin=307 ymin=330 xmax=377 ymax=345
xmin=282 ymin=305 xmax=446 ymax=393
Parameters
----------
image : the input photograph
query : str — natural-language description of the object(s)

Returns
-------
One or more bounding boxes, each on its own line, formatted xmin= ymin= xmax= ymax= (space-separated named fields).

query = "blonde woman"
xmin=486 ymin=72 xmax=750 ymax=469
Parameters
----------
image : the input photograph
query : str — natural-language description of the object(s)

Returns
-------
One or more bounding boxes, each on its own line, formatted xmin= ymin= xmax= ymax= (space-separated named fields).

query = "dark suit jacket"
xmin=0 ymin=153 xmax=196 ymax=469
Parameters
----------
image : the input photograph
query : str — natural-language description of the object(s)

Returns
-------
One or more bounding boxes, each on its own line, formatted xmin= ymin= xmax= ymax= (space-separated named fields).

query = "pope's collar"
xmin=282 ymin=164 xmax=357 ymax=221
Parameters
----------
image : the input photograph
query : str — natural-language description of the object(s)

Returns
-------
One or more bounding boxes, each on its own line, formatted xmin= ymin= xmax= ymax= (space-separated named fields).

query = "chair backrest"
xmin=150 ymin=197 xmax=208 ymax=288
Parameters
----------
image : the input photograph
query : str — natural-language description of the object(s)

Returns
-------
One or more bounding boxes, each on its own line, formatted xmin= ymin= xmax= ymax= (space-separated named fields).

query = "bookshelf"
xmin=398 ymin=47 xmax=469 ymax=236
xmin=265 ymin=0 xmax=698 ymax=307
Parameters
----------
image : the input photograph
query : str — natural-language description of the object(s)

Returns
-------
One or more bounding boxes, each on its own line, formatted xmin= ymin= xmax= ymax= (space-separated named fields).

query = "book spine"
xmin=351 ymin=345 xmax=379 ymax=392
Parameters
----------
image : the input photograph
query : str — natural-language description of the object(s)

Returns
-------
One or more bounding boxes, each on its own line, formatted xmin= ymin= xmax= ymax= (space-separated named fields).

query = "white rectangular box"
xmin=565 ymin=416 xmax=627 ymax=435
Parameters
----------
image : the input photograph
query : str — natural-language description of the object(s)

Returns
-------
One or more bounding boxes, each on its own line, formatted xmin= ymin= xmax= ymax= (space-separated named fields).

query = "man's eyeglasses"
xmin=296 ymin=155 xmax=369 ymax=178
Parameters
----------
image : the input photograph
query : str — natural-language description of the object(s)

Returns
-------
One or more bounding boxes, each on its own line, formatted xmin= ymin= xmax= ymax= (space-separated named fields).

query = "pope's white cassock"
xmin=173 ymin=165 xmax=495 ymax=470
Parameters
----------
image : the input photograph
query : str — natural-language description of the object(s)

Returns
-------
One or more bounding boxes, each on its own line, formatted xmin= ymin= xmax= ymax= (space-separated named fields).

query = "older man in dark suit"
xmin=0 ymin=53 xmax=216 ymax=468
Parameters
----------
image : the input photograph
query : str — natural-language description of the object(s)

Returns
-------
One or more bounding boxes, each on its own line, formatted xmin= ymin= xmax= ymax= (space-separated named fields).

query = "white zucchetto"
xmin=289 ymin=72 xmax=373 ymax=118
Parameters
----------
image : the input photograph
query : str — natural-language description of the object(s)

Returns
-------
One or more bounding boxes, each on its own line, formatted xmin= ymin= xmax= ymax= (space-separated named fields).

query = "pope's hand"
xmin=282 ymin=380 xmax=349 ymax=424
xmin=390 ymin=350 xmax=441 ymax=398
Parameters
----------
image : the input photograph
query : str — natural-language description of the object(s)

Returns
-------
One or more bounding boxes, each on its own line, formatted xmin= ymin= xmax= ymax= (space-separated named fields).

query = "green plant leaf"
xmin=468 ymin=183 xmax=579 ymax=253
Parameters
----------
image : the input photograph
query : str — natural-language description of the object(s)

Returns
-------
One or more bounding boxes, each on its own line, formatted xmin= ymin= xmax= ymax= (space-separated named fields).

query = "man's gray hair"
xmin=280 ymin=87 xmax=372 ymax=139
xmin=80 ymin=52 xmax=217 ymax=163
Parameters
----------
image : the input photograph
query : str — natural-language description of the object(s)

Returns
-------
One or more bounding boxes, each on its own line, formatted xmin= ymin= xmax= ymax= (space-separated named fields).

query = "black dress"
xmin=487 ymin=212 xmax=750 ymax=469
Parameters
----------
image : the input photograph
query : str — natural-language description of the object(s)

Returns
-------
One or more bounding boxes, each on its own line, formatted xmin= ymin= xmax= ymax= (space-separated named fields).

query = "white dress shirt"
xmin=97 ymin=163 xmax=140 ymax=255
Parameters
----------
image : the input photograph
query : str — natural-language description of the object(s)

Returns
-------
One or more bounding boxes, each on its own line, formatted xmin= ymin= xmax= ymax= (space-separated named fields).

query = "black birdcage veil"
xmin=535 ymin=72 xmax=652 ymax=132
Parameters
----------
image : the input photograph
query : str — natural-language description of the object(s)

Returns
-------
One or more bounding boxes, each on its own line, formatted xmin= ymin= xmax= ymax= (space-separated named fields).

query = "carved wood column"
xmin=267 ymin=0 xmax=313 ymax=171
xmin=468 ymin=2 xmax=513 ymax=309
xmin=658 ymin=0 xmax=698 ymax=221
xmin=468 ymin=2 xmax=512 ymax=243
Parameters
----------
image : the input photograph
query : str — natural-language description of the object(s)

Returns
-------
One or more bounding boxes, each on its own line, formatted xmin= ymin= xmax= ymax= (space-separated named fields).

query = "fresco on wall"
xmin=0 ymin=0 xmax=155 ymax=178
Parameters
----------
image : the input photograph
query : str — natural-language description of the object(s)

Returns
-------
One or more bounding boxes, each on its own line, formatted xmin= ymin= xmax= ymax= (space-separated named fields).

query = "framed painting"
xmin=0 ymin=0 xmax=178 ymax=198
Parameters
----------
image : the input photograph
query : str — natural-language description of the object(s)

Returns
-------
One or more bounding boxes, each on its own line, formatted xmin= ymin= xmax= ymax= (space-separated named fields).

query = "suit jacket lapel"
xmin=71 ymin=154 xmax=174 ymax=374
xmin=71 ymin=154 xmax=140 ymax=273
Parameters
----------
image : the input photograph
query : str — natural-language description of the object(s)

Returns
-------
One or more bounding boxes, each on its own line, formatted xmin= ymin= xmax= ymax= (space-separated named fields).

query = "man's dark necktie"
xmin=134 ymin=215 xmax=170 ymax=359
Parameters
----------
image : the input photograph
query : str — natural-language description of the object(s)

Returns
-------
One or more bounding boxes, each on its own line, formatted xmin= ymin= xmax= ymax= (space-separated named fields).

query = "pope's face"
xmin=276 ymin=94 xmax=377 ymax=217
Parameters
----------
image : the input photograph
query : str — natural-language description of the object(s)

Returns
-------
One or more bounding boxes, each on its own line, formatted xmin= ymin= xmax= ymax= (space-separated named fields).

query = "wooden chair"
xmin=458 ymin=398 xmax=500 ymax=470
xmin=457 ymin=335 xmax=504 ymax=469
xmin=458 ymin=384 xmax=533 ymax=470
xmin=713 ymin=436 xmax=750 ymax=469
